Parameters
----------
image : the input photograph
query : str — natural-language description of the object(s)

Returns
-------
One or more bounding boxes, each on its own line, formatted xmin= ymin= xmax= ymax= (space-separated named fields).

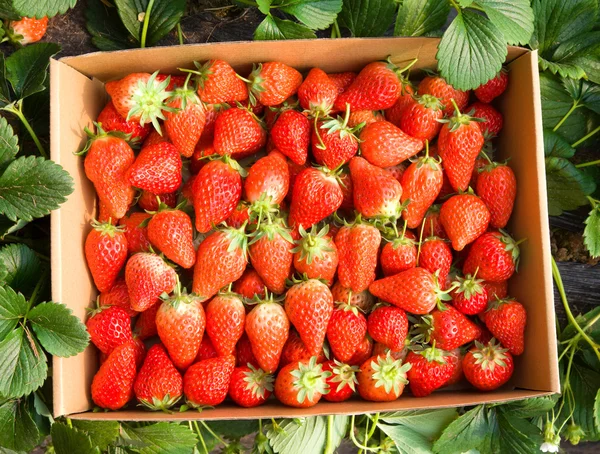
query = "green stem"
xmin=176 ymin=23 xmax=184 ymax=45
xmin=66 ymin=417 xmax=73 ymax=428
xmin=27 ymin=269 xmax=48 ymax=312
xmin=193 ymin=421 xmax=209 ymax=454
xmin=3 ymin=102 xmax=47 ymax=158
xmin=553 ymin=101 xmax=579 ymax=132
xmin=331 ymin=19 xmax=341 ymax=39
xmin=234 ymin=0 xmax=258 ymax=6
xmin=349 ymin=415 xmax=379 ymax=452
xmin=449 ymin=0 xmax=462 ymax=13
xmin=575 ymin=159 xmax=600 ymax=169
xmin=324 ymin=415 xmax=334 ymax=454
xmin=366 ymin=413 xmax=379 ymax=442
xmin=571 ymin=125 xmax=600 ymax=148
xmin=1 ymin=235 xmax=35 ymax=247
xmin=199 ymin=421 xmax=229 ymax=448
xmin=140 ymin=0 xmax=155 ymax=49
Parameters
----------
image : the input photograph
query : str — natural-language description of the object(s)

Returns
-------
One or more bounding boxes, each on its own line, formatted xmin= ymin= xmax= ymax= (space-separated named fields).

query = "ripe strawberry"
xmin=193 ymin=156 xmax=243 ymax=233
xmin=85 ymin=221 xmax=128 ymax=292
xmin=249 ymin=221 xmax=294 ymax=294
xmin=246 ymin=62 xmax=303 ymax=106
xmin=463 ymin=231 xmax=521 ymax=282
xmin=298 ymin=68 xmax=338 ymax=116
xmin=164 ymin=83 xmax=206 ymax=158
xmin=134 ymin=303 xmax=159 ymax=340
xmin=147 ymin=208 xmax=195 ymax=269
xmin=338 ymin=170 xmax=354 ymax=212
xmin=189 ymin=59 xmax=248 ymax=104
xmin=127 ymin=142 xmax=183 ymax=194
xmin=322 ymin=360 xmax=359 ymax=402
xmin=274 ymin=357 xmax=330 ymax=408
xmin=476 ymin=163 xmax=516 ymax=229
xmin=125 ymin=252 xmax=177 ymax=312
xmin=9 ymin=16 xmax=48 ymax=45
xmin=327 ymin=302 xmax=367 ymax=362
xmin=369 ymin=267 xmax=451 ymax=315
xmin=98 ymin=200 xmax=117 ymax=225
xmin=226 ymin=201 xmax=250 ymax=228
xmin=385 ymin=83 xmax=415 ymax=126
xmin=312 ymin=106 xmax=361 ymax=169
xmin=98 ymin=278 xmax=137 ymax=317
xmin=335 ymin=221 xmax=381 ymax=293
xmin=451 ymin=274 xmax=488 ymax=315
xmin=417 ymin=75 xmax=470 ymax=116
xmin=244 ymin=152 xmax=289 ymax=208
xmin=482 ymin=280 xmax=508 ymax=302
xmin=328 ymin=72 xmax=356 ymax=94
xmin=155 ymin=74 xmax=186 ymax=91
xmin=469 ymin=157 xmax=488 ymax=189
xmin=367 ymin=305 xmax=408 ymax=351
xmin=143 ymin=127 xmax=170 ymax=147
xmin=406 ymin=346 xmax=454 ymax=397
xmin=280 ymin=330 xmax=325 ymax=368
xmin=91 ymin=341 xmax=137 ymax=410
xmin=190 ymin=137 xmax=212 ymax=174
xmin=372 ymin=343 xmax=407 ymax=361
xmin=213 ymin=107 xmax=266 ymax=158
xmin=359 ymin=120 xmax=423 ymax=167
xmin=233 ymin=268 xmax=266 ymax=299
xmin=138 ymin=191 xmax=177 ymax=212
xmin=347 ymin=110 xmax=384 ymax=128
xmin=380 ymin=230 xmax=417 ymax=276
xmin=205 ymin=292 xmax=246 ymax=356
xmin=347 ymin=335 xmax=374 ymax=366
xmin=87 ymin=305 xmax=133 ymax=355
xmin=229 ymin=364 xmax=274 ymax=407
xmin=197 ymin=335 xmax=219 ymax=362
xmin=483 ymin=298 xmax=526 ymax=355
xmin=439 ymin=194 xmax=490 ymax=251
xmin=134 ymin=344 xmax=183 ymax=410
xmin=421 ymin=205 xmax=448 ymax=239
xmin=192 ymin=226 xmax=248 ymax=300
xmin=400 ymin=94 xmax=444 ymax=141
xmin=419 ymin=238 xmax=453 ymax=285
xmin=97 ymin=101 xmax=151 ymax=143
xmin=468 ymin=102 xmax=503 ymax=136
xmin=183 ymin=355 xmax=236 ymax=407
xmin=357 ymin=353 xmax=411 ymax=402
xmin=443 ymin=348 xmax=464 ymax=387
xmin=463 ymin=339 xmax=514 ymax=391
xmin=417 ymin=305 xmax=481 ymax=350
xmin=245 ymin=296 xmax=290 ymax=373
xmin=270 ymin=109 xmax=310 ymax=166
xmin=119 ymin=212 xmax=151 ymax=254
xmin=292 ymin=225 xmax=339 ymax=286
xmin=474 ymin=70 xmax=508 ymax=103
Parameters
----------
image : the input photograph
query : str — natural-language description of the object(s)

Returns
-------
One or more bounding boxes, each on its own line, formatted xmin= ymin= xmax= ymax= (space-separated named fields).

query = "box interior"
xmin=50 ymin=38 xmax=558 ymax=420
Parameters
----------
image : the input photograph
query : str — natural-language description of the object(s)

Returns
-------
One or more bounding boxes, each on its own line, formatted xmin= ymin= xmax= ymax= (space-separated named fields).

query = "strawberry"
xmin=245 ymin=295 xmax=290 ymax=373
xmin=406 ymin=346 xmax=454 ymax=397
xmin=147 ymin=207 xmax=196 ymax=269
xmin=322 ymin=360 xmax=359 ymax=402
xmin=359 ymin=120 xmax=423 ymax=168
xmin=372 ymin=343 xmax=407 ymax=361
xmin=127 ymin=142 xmax=183 ymax=194
xmin=421 ymin=205 xmax=448 ymax=239
xmin=192 ymin=226 xmax=248 ymax=300
xmin=444 ymin=348 xmax=464 ymax=386
xmin=469 ymin=157 xmax=488 ymax=189
xmin=369 ymin=267 xmax=451 ymax=315
xmin=312 ymin=106 xmax=361 ymax=169
xmin=205 ymin=292 xmax=246 ymax=356
xmin=143 ymin=127 xmax=170 ymax=147
xmin=138 ymin=191 xmax=177 ymax=212
xmin=367 ymin=305 xmax=408 ymax=351
xmin=213 ymin=107 xmax=266 ymax=158
xmin=229 ymin=364 xmax=274 ymax=407
xmin=384 ymin=83 xmax=415 ymax=126
xmin=357 ymin=353 xmax=411 ymax=402
xmin=439 ymin=194 xmax=490 ymax=251
xmin=417 ymin=75 xmax=470 ymax=116
xmin=482 ymin=280 xmax=508 ymax=302
xmin=190 ymin=137 xmax=212 ymax=174
xmin=197 ymin=335 xmax=219 ymax=362
xmin=416 ymin=305 xmax=481 ymax=350
xmin=288 ymin=167 xmax=343 ymax=232
xmin=463 ymin=231 xmax=521 ymax=282
xmin=380 ymin=230 xmax=417 ymax=276
xmin=233 ymin=268 xmax=266 ymax=299
xmin=274 ymin=357 xmax=330 ymax=408
xmin=245 ymin=62 xmax=303 ymax=106
xmin=338 ymin=170 xmax=354 ymax=212
xmin=468 ymin=102 xmax=503 ymax=136
xmin=119 ymin=213 xmax=151 ymax=254
xmin=125 ymin=252 xmax=177 ymax=312
xmin=400 ymin=94 xmax=444 ymax=141
xmin=98 ymin=200 xmax=117 ymax=225
xmin=134 ymin=303 xmax=159 ymax=340
xmin=328 ymin=72 xmax=356 ymax=94
xmin=335 ymin=220 xmax=381 ymax=293
xmin=280 ymin=329 xmax=325 ymax=368
xmin=156 ymin=285 xmax=206 ymax=370
xmin=226 ymin=202 xmax=250 ymax=228
xmin=271 ymin=109 xmax=311 ymax=165
xmin=85 ymin=221 xmax=128 ymax=292
xmin=86 ymin=305 xmax=133 ymax=355
xmin=8 ymin=16 xmax=48 ymax=45
xmin=418 ymin=238 xmax=453 ymax=285
xmin=134 ymin=344 xmax=183 ymax=410
xmin=188 ymin=59 xmax=248 ymax=104
xmin=474 ymin=70 xmax=508 ymax=103
xmin=98 ymin=278 xmax=137 ymax=317
xmin=91 ymin=341 xmax=138 ymax=410
xmin=347 ymin=110 xmax=384 ymax=128
xmin=463 ymin=339 xmax=514 ymax=391
xmin=285 ymin=278 xmax=333 ymax=356
xmin=347 ymin=335 xmax=374 ymax=366
xmin=193 ymin=156 xmax=243 ymax=233
xmin=292 ymin=225 xmax=339 ymax=286
xmin=97 ymin=101 xmax=151 ymax=143
xmin=183 ymin=355 xmax=236 ymax=407
xmin=327 ymin=302 xmax=367 ymax=362
xmin=451 ymin=274 xmax=488 ymax=315
xmin=483 ymin=298 xmax=526 ymax=355
xmin=244 ymin=152 xmax=289 ymax=208
xmin=438 ymin=105 xmax=484 ymax=192
xmin=475 ymin=163 xmax=516 ymax=229
xmin=164 ymin=81 xmax=206 ymax=158
xmin=298 ymin=68 xmax=338 ymax=117
xmin=155 ymin=74 xmax=186 ymax=91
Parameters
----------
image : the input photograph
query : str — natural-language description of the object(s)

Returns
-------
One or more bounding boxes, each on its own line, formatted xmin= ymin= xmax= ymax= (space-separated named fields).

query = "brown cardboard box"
xmin=50 ymin=38 xmax=559 ymax=421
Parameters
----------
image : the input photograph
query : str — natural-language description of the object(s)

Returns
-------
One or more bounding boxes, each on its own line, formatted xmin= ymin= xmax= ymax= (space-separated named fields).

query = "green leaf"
xmin=0 ymin=217 xmax=28 ymax=239
xmin=377 ymin=421 xmax=440 ymax=454
xmin=0 ymin=1 xmax=21 ymax=20
xmin=0 ymin=116 xmax=18 ymax=173
xmin=327 ymin=415 xmax=348 ymax=453
xmin=433 ymin=406 xmax=489 ymax=454
xmin=5 ymin=43 xmax=61 ymax=101
xmin=544 ymin=129 xmax=575 ymax=158
xmin=474 ymin=0 xmax=534 ymax=45
xmin=539 ymin=32 xmax=600 ymax=83
xmin=254 ymin=15 xmax=317 ymax=40
xmin=0 ymin=326 xmax=47 ymax=398
xmin=280 ymin=0 xmax=343 ymax=31
xmin=86 ymin=0 xmax=137 ymax=51
xmin=436 ymin=10 xmax=507 ymax=91
xmin=206 ymin=420 xmax=259 ymax=439
xmin=584 ymin=201 xmax=600 ymax=259
xmin=379 ymin=409 xmax=458 ymax=440
xmin=51 ymin=423 xmax=96 ymax=454
xmin=496 ymin=412 xmax=543 ymax=452
xmin=267 ymin=417 xmax=328 ymax=454
xmin=256 ymin=0 xmax=271 ymax=15
xmin=567 ymin=361 xmax=600 ymax=441
xmin=0 ymin=243 xmax=42 ymax=295
xmin=0 ymin=155 xmax=74 ymax=222
xmin=500 ymin=397 xmax=557 ymax=419
xmin=595 ymin=388 xmax=600 ymax=433
xmin=0 ymin=54 xmax=12 ymax=107
xmin=28 ymin=301 xmax=89 ymax=358
xmin=338 ymin=0 xmax=397 ymax=37
xmin=12 ymin=0 xmax=77 ymax=18
xmin=394 ymin=0 xmax=450 ymax=37
xmin=73 ymin=420 xmax=120 ymax=452
xmin=545 ymin=156 xmax=597 ymax=216
xmin=561 ymin=77 xmax=600 ymax=115
xmin=0 ymin=399 xmax=40 ymax=452
xmin=121 ymin=422 xmax=198 ymax=454
xmin=0 ymin=285 xmax=27 ymax=342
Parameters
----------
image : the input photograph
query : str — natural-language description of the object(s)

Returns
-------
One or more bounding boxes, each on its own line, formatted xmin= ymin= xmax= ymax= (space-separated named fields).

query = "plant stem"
xmin=575 ymin=158 xmax=600 ymax=168
xmin=365 ymin=413 xmax=379 ymax=442
xmin=3 ymin=101 xmax=47 ymax=158
xmin=331 ymin=19 xmax=341 ymax=39
xmin=193 ymin=421 xmax=209 ymax=454
xmin=199 ymin=420 xmax=229 ymax=447
xmin=572 ymin=125 xmax=600 ymax=148
xmin=324 ymin=415 xmax=334 ymax=454
xmin=140 ymin=0 xmax=155 ymax=48
xmin=349 ymin=415 xmax=379 ymax=452
xmin=553 ymin=101 xmax=579 ymax=133
xmin=27 ymin=269 xmax=48 ymax=312
xmin=176 ymin=23 xmax=184 ymax=45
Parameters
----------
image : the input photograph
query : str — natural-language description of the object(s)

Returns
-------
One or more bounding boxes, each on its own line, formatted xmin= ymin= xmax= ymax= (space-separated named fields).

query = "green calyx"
xmin=498 ymin=229 xmax=524 ymax=270
xmin=127 ymin=71 xmax=175 ymax=135
xmin=384 ymin=56 xmax=417 ymax=81
xmin=416 ymin=342 xmax=449 ymax=365
xmin=416 ymin=94 xmax=443 ymax=112
xmin=438 ymin=99 xmax=480 ymax=132
xmin=454 ymin=273 xmax=485 ymax=300
xmin=334 ymin=300 xmax=362 ymax=317
xmin=242 ymin=63 xmax=266 ymax=106
xmin=248 ymin=193 xmax=281 ymax=228
xmin=291 ymin=224 xmax=334 ymax=265
xmin=223 ymin=223 xmax=249 ymax=259
xmin=486 ymin=296 xmax=515 ymax=312
xmin=371 ymin=352 xmax=411 ymax=395
xmin=164 ymin=279 xmax=198 ymax=308
xmin=471 ymin=339 xmax=509 ymax=372
xmin=414 ymin=140 xmax=442 ymax=170
xmin=139 ymin=393 xmax=181 ymax=413
xmin=290 ymin=356 xmax=331 ymax=404
xmin=77 ymin=122 xmax=132 ymax=155
xmin=432 ymin=271 xmax=455 ymax=309
xmin=248 ymin=218 xmax=294 ymax=245
xmin=90 ymin=219 xmax=125 ymax=237
xmin=330 ymin=359 xmax=359 ymax=393
xmin=243 ymin=364 xmax=275 ymax=399
xmin=410 ymin=315 xmax=434 ymax=346
xmin=181 ymin=60 xmax=214 ymax=90
xmin=170 ymin=76 xmax=201 ymax=111
xmin=319 ymin=103 xmax=362 ymax=148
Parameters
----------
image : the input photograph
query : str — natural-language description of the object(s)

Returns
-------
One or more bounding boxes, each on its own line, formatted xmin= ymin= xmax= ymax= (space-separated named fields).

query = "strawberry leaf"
xmin=5 ymin=42 xmax=60 ymax=101
xmin=121 ymin=422 xmax=199 ymax=454
xmin=560 ymin=361 xmax=600 ymax=442
xmin=12 ymin=0 xmax=77 ymax=18
xmin=205 ymin=420 xmax=259 ymax=439
xmin=72 ymin=421 xmax=120 ymax=453
xmin=267 ymin=416 xmax=347 ymax=454
xmin=543 ymin=129 xmax=575 ymax=158
xmin=279 ymin=0 xmax=343 ymax=31
xmin=254 ymin=15 xmax=317 ymax=40
xmin=394 ymin=0 xmax=450 ymax=37
xmin=495 ymin=412 xmax=544 ymax=452
xmin=500 ymin=397 xmax=557 ymax=419
xmin=539 ymin=33 xmax=600 ymax=83
xmin=545 ymin=156 xmax=596 ymax=216
xmin=0 ymin=116 xmax=19 ymax=173
xmin=85 ymin=0 xmax=137 ymax=51
xmin=51 ymin=422 xmax=96 ymax=454
xmin=0 ymin=216 xmax=28 ymax=239
xmin=338 ymin=0 xmax=397 ymax=37
xmin=256 ymin=0 xmax=272 ymax=15
xmin=561 ymin=77 xmax=600 ymax=115
xmin=0 ymin=285 xmax=27 ymax=342
xmin=0 ymin=54 xmax=12 ymax=107
xmin=473 ymin=0 xmax=534 ymax=45
xmin=0 ymin=398 xmax=40 ymax=452
xmin=0 ymin=0 xmax=21 ymax=20
xmin=0 ymin=244 xmax=42 ymax=296
xmin=432 ymin=405 xmax=490 ymax=454
xmin=595 ymin=388 xmax=600 ymax=433
xmin=584 ymin=200 xmax=600 ymax=258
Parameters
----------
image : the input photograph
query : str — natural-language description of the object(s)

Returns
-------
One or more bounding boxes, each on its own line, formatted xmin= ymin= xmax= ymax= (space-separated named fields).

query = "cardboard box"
xmin=50 ymin=37 xmax=559 ymax=421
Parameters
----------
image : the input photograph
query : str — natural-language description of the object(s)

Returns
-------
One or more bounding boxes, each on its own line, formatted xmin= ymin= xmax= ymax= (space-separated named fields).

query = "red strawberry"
xmin=134 ymin=344 xmax=183 ymax=410
xmin=91 ymin=341 xmax=137 ymax=410
xmin=359 ymin=120 xmax=423 ymax=167
xmin=155 ymin=74 xmax=186 ymax=92
xmin=274 ymin=357 xmax=330 ymax=408
xmin=226 ymin=202 xmax=251 ymax=228
xmin=327 ymin=302 xmax=367 ymax=362
xmin=205 ymin=292 xmax=246 ymax=356
xmin=280 ymin=330 xmax=325 ymax=368
xmin=483 ymin=298 xmax=526 ymax=355
xmin=127 ymin=142 xmax=182 ymax=194
xmin=298 ymin=68 xmax=338 ymax=116
xmin=190 ymin=137 xmax=212 ymax=174
xmin=85 ymin=221 xmax=128 ymax=293
xmin=164 ymin=83 xmax=206 ymax=158
xmin=367 ymin=305 xmax=408 ymax=352
xmin=97 ymin=101 xmax=151 ymax=143
xmin=138 ymin=191 xmax=177 ymax=212
xmin=418 ymin=238 xmax=453 ymax=285
xmin=482 ymin=280 xmax=508 ymax=302
xmin=347 ymin=335 xmax=374 ymax=366
xmin=196 ymin=335 xmax=219 ymax=362
xmin=233 ymin=268 xmax=266 ymax=299
xmin=385 ymin=83 xmax=415 ymax=126
xmin=463 ymin=231 xmax=521 ymax=282
xmin=183 ymin=355 xmax=236 ymax=407
xmin=244 ymin=152 xmax=289 ymax=208
xmin=338 ymin=170 xmax=354 ymax=212
xmin=246 ymin=62 xmax=303 ymax=106
xmin=98 ymin=200 xmax=117 ymax=225
xmin=347 ymin=110 xmax=384 ymax=128
xmin=271 ymin=109 xmax=311 ymax=165
xmin=98 ymin=278 xmax=137 ymax=317
xmin=476 ymin=163 xmax=516 ymax=229
xmin=380 ymin=230 xmax=418 ymax=276
xmin=192 ymin=226 xmax=248 ymax=300
xmin=9 ymin=16 xmax=48 ymax=45
xmin=451 ymin=274 xmax=488 ymax=315
xmin=417 ymin=305 xmax=481 ymax=350
xmin=469 ymin=157 xmax=488 ymax=189
xmin=312 ymin=106 xmax=361 ymax=169
xmin=119 ymin=213 xmax=151 ymax=254
xmin=443 ymin=348 xmax=464 ymax=386
xmin=439 ymin=194 xmax=490 ymax=251
xmin=143 ymin=128 xmax=170 ymax=147
xmin=417 ymin=75 xmax=470 ymax=116
xmin=322 ymin=360 xmax=359 ymax=402
xmin=125 ymin=252 xmax=177 ymax=312
xmin=328 ymin=72 xmax=356 ymax=94
xmin=249 ymin=221 xmax=294 ymax=294
xmin=213 ymin=107 xmax=266 ymax=158
xmin=372 ymin=343 xmax=407 ymax=361
xmin=87 ymin=305 xmax=133 ymax=355
xmin=335 ymin=221 xmax=381 ymax=293
xmin=357 ymin=353 xmax=411 ymax=402
xmin=474 ymin=70 xmax=508 ymax=103
xmin=406 ymin=346 xmax=454 ymax=397
xmin=468 ymin=102 xmax=503 ymax=136
xmin=134 ymin=303 xmax=159 ymax=340
xmin=229 ymin=364 xmax=274 ymax=407
xmin=292 ymin=225 xmax=339 ymax=286
xmin=463 ymin=339 xmax=514 ymax=390
xmin=147 ymin=208 xmax=195 ymax=269
xmin=189 ymin=59 xmax=248 ymax=104
xmin=400 ymin=94 xmax=444 ymax=141
xmin=421 ymin=205 xmax=448 ymax=239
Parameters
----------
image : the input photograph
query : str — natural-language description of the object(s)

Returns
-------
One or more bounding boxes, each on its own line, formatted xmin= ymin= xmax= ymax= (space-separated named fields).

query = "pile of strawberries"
xmin=82 ymin=57 xmax=526 ymax=411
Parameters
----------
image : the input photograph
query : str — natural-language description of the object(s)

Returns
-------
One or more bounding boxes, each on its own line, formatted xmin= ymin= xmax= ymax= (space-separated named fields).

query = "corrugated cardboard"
xmin=50 ymin=38 xmax=559 ymax=420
